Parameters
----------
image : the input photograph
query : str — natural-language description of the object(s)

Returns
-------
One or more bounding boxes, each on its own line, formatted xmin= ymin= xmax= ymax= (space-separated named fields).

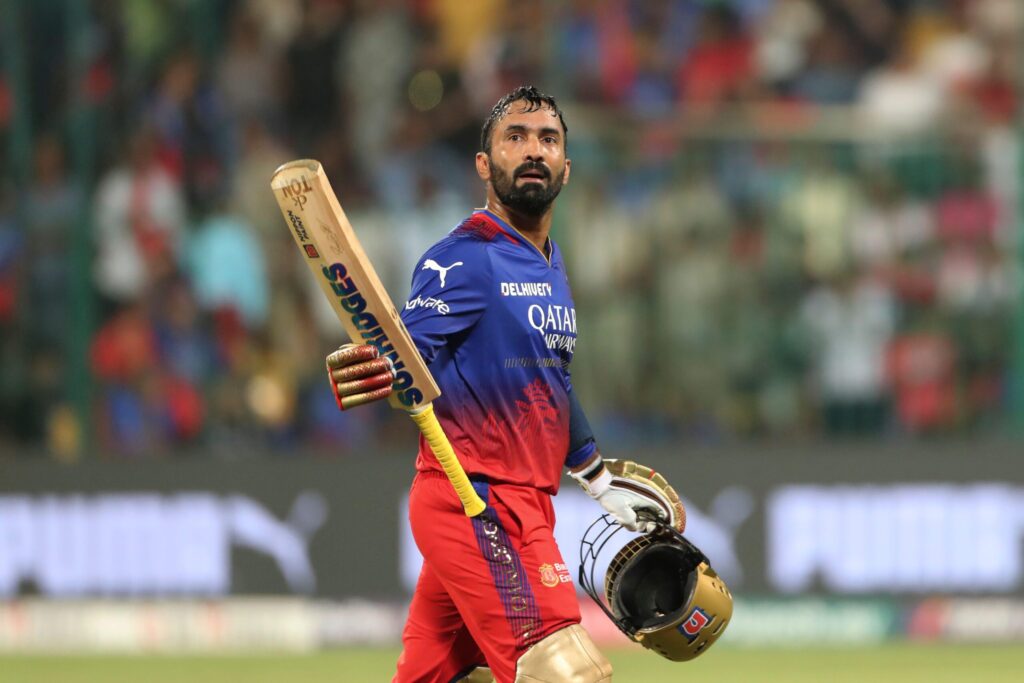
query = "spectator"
xmin=799 ymin=271 xmax=896 ymax=436
xmin=886 ymin=318 xmax=958 ymax=433
xmin=778 ymin=153 xmax=862 ymax=280
xmin=849 ymin=171 xmax=934 ymax=270
xmin=791 ymin=24 xmax=862 ymax=104
xmin=215 ymin=9 xmax=283 ymax=130
xmin=3 ymin=0 xmax=1022 ymax=453
xmin=552 ymin=0 xmax=618 ymax=103
xmin=677 ymin=5 xmax=754 ymax=107
xmin=230 ymin=118 xmax=292 ymax=250
xmin=461 ymin=0 xmax=549 ymax=111
xmin=858 ymin=42 xmax=944 ymax=136
xmin=93 ymin=127 xmax=186 ymax=306
xmin=911 ymin=2 xmax=989 ymax=94
xmin=622 ymin=26 xmax=677 ymax=117
xmin=754 ymin=0 xmax=822 ymax=86
xmin=648 ymin=169 xmax=735 ymax=433
xmin=428 ymin=0 xmax=503 ymax=72
xmin=0 ymin=189 xmax=19 ymax=328
xmin=25 ymin=134 xmax=82 ymax=345
xmin=152 ymin=275 xmax=218 ymax=386
xmin=90 ymin=301 xmax=159 ymax=455
xmin=186 ymin=201 xmax=269 ymax=330
xmin=283 ymin=1 xmax=345 ymax=153
xmin=339 ymin=0 xmax=415 ymax=183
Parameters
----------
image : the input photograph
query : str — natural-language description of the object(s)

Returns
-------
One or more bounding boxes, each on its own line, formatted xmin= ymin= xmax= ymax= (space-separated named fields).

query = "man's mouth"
xmin=516 ymin=169 xmax=548 ymax=184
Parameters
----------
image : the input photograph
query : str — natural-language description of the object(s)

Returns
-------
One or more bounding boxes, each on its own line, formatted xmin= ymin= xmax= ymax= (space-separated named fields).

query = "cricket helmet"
xmin=579 ymin=515 xmax=732 ymax=662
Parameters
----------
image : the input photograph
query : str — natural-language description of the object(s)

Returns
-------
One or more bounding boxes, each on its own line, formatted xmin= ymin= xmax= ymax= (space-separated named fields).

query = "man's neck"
xmin=485 ymin=199 xmax=552 ymax=255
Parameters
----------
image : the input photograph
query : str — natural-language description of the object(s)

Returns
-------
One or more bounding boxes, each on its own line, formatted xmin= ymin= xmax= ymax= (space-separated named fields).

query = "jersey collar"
xmin=475 ymin=209 xmax=553 ymax=264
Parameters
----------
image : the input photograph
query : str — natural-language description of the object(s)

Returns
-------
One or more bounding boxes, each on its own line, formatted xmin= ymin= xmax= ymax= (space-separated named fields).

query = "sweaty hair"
xmin=480 ymin=85 xmax=568 ymax=155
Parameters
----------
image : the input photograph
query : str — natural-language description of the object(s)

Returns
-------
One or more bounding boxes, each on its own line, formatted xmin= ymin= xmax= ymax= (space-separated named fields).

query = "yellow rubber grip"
xmin=408 ymin=403 xmax=487 ymax=517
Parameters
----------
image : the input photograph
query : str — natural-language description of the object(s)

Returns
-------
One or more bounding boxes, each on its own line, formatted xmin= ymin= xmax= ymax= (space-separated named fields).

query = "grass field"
xmin=2 ymin=644 xmax=1022 ymax=683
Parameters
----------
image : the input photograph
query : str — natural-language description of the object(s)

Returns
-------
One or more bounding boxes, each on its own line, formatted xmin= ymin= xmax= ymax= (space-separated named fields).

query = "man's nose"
xmin=523 ymin=135 xmax=544 ymax=161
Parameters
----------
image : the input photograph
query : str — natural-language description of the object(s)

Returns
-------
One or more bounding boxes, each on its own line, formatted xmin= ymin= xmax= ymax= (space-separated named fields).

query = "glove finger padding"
xmin=325 ymin=343 xmax=396 ymax=410
xmin=330 ymin=357 xmax=394 ymax=382
xmin=604 ymin=460 xmax=686 ymax=533
xmin=327 ymin=344 xmax=380 ymax=369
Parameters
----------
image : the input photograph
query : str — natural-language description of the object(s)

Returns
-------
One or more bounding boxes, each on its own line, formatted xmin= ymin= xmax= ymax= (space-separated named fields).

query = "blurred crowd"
xmin=0 ymin=0 xmax=1020 ymax=459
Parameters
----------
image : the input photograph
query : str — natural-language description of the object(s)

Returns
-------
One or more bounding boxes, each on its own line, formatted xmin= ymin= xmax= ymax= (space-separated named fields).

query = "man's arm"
xmin=565 ymin=385 xmax=598 ymax=469
xmin=326 ymin=238 xmax=489 ymax=408
xmin=399 ymin=239 xmax=491 ymax=363
xmin=565 ymin=388 xmax=685 ymax=532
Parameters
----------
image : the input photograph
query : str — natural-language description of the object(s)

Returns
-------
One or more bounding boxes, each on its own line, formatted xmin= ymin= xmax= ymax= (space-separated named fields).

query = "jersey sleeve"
xmin=400 ymin=238 xmax=491 ymax=364
xmin=564 ymin=385 xmax=598 ymax=468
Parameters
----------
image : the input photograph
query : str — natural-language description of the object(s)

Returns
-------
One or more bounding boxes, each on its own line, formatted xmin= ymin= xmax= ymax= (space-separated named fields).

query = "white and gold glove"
xmin=570 ymin=458 xmax=686 ymax=533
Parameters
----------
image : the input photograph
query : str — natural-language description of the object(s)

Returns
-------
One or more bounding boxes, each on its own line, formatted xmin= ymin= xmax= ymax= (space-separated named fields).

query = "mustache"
xmin=514 ymin=162 xmax=551 ymax=179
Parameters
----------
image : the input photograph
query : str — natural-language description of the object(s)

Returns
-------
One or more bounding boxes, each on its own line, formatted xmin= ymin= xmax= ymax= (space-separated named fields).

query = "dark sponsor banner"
xmin=0 ymin=460 xmax=409 ymax=599
xmin=1 ymin=443 xmax=1022 ymax=598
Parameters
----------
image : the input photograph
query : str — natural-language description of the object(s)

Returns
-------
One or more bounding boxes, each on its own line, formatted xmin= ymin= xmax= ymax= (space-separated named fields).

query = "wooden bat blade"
xmin=270 ymin=159 xmax=485 ymax=517
xmin=270 ymin=159 xmax=440 ymax=409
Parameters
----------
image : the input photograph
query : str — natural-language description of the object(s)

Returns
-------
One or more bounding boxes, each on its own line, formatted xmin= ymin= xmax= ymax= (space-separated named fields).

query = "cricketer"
xmin=326 ymin=86 xmax=679 ymax=683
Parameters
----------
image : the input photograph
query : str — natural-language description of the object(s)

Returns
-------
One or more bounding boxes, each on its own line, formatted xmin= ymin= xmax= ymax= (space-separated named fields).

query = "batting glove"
xmin=569 ymin=458 xmax=685 ymax=533
xmin=326 ymin=343 xmax=396 ymax=410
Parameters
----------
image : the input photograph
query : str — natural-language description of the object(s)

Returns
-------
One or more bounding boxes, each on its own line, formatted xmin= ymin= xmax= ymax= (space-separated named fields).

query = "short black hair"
xmin=480 ymin=85 xmax=567 ymax=155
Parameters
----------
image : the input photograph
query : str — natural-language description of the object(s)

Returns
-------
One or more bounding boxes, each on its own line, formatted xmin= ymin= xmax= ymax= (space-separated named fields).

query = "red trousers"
xmin=395 ymin=471 xmax=581 ymax=683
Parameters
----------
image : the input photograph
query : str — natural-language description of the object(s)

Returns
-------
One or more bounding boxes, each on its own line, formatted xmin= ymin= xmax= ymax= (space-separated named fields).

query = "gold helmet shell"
xmin=605 ymin=532 xmax=732 ymax=661
xmin=579 ymin=515 xmax=732 ymax=663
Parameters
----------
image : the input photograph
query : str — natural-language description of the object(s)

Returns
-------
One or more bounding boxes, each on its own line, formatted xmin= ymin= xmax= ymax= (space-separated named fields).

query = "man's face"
xmin=479 ymin=103 xmax=569 ymax=216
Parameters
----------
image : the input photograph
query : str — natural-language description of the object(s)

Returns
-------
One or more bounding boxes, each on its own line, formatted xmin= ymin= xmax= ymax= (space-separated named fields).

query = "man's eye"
xmin=543 ymin=137 xmax=556 ymax=144
xmin=509 ymin=134 xmax=521 ymax=141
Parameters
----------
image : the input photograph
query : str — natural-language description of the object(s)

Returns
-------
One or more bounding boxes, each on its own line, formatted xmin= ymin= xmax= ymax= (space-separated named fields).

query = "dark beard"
xmin=490 ymin=160 xmax=564 ymax=217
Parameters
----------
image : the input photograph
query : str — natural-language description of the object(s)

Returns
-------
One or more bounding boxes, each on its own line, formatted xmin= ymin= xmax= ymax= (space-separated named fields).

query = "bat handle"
xmin=408 ymin=403 xmax=487 ymax=517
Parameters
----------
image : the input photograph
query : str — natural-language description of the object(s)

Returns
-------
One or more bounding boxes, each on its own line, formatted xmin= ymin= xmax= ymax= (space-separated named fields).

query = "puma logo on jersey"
xmin=422 ymin=259 xmax=463 ymax=288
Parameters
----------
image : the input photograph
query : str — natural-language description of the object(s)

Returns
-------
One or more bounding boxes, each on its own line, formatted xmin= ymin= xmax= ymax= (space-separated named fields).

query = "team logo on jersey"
xmin=678 ymin=607 xmax=711 ymax=641
xmin=516 ymin=380 xmax=559 ymax=434
xmin=539 ymin=563 xmax=559 ymax=588
xmin=421 ymin=259 xmax=463 ymax=288
xmin=538 ymin=562 xmax=572 ymax=588
xmin=480 ymin=380 xmax=559 ymax=457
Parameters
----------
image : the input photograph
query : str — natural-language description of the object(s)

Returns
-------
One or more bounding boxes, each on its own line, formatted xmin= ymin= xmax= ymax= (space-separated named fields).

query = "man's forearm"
xmin=569 ymin=451 xmax=602 ymax=474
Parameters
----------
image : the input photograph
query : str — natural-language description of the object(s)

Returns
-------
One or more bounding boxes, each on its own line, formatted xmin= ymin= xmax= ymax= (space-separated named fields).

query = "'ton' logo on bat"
xmin=321 ymin=261 xmax=424 ymax=407
xmin=281 ymin=176 xmax=313 ymax=209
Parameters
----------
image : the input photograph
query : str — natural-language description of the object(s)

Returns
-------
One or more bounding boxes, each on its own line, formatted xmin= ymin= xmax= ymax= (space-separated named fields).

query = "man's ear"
xmin=562 ymin=158 xmax=571 ymax=185
xmin=475 ymin=152 xmax=491 ymax=182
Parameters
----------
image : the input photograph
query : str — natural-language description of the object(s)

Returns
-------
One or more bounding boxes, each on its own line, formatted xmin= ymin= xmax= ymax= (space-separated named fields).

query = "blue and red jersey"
xmin=400 ymin=209 xmax=593 ymax=494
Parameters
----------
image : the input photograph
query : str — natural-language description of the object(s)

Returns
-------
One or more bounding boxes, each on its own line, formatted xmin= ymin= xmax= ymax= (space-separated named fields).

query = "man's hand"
xmin=326 ymin=344 xmax=396 ymax=410
xmin=569 ymin=457 xmax=686 ymax=533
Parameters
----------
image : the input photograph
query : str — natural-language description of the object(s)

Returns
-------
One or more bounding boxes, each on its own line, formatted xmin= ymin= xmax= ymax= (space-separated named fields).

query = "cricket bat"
xmin=270 ymin=159 xmax=486 ymax=517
